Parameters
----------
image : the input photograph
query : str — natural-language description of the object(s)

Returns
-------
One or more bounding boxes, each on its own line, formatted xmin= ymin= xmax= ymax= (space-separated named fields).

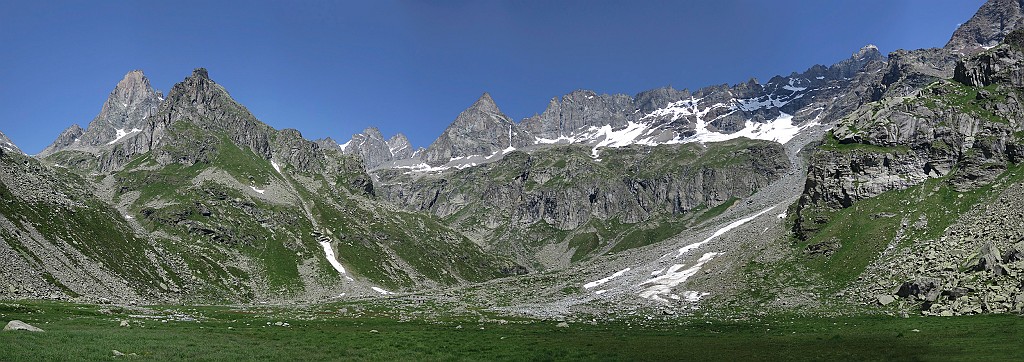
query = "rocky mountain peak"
xmin=100 ymin=69 xmax=164 ymax=115
xmin=362 ymin=126 xmax=385 ymax=140
xmin=386 ymin=133 xmax=414 ymax=160
xmin=421 ymin=92 xmax=531 ymax=166
xmin=828 ymin=44 xmax=886 ymax=80
xmin=38 ymin=124 xmax=84 ymax=156
xmin=855 ymin=44 xmax=882 ymax=60
xmin=0 ymin=130 xmax=23 ymax=155
xmin=340 ymin=127 xmax=416 ymax=169
xmin=946 ymin=0 xmax=1024 ymax=52
xmin=39 ymin=70 xmax=164 ymax=157
xmin=191 ymin=67 xmax=211 ymax=80
xmin=469 ymin=92 xmax=501 ymax=115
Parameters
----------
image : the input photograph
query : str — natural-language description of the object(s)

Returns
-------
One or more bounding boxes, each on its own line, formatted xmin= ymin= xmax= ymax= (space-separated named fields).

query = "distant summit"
xmin=420 ymin=92 xmax=531 ymax=166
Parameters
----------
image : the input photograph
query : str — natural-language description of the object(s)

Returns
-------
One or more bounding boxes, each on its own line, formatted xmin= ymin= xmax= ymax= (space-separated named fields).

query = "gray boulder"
xmin=897 ymin=278 xmax=942 ymax=301
xmin=3 ymin=320 xmax=44 ymax=332
xmin=971 ymin=242 xmax=1008 ymax=275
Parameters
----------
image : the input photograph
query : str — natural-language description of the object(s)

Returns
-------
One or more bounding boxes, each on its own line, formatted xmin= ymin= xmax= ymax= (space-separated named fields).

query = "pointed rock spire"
xmin=421 ymin=92 xmax=532 ymax=166
xmin=39 ymin=70 xmax=164 ymax=157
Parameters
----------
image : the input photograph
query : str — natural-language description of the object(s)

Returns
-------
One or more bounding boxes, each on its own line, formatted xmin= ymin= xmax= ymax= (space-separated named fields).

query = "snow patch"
xmin=319 ymin=240 xmax=349 ymax=276
xmin=677 ymin=206 xmax=774 ymax=257
xmin=639 ymin=252 xmax=719 ymax=302
xmin=394 ymin=163 xmax=451 ymax=173
xmin=682 ymin=290 xmax=711 ymax=302
xmin=250 ymin=186 xmax=265 ymax=194
xmin=584 ymin=267 xmax=630 ymax=289
xmin=594 ymin=289 xmax=608 ymax=295
xmin=107 ymin=128 xmax=142 ymax=145
xmin=338 ymin=140 xmax=351 ymax=152
xmin=535 ymin=135 xmax=582 ymax=144
xmin=371 ymin=287 xmax=393 ymax=295
xmin=683 ymin=112 xmax=812 ymax=145
xmin=271 ymin=160 xmax=282 ymax=174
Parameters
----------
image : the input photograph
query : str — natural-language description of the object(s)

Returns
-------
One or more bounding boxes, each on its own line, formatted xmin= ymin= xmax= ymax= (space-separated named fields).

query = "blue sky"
xmin=0 ymin=0 xmax=986 ymax=154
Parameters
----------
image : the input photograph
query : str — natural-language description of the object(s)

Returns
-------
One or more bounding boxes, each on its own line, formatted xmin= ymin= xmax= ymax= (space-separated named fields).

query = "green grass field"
xmin=1 ymin=301 xmax=1022 ymax=361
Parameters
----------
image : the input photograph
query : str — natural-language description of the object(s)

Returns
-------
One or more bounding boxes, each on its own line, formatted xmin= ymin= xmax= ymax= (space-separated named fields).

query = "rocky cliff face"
xmin=421 ymin=93 xmax=533 ymax=166
xmin=387 ymin=133 xmax=415 ymax=160
xmin=519 ymin=90 xmax=636 ymax=140
xmin=802 ymin=37 xmax=1024 ymax=215
xmin=378 ymin=139 xmax=790 ymax=267
xmin=947 ymin=0 xmax=1024 ymax=53
xmin=874 ymin=48 xmax=962 ymax=99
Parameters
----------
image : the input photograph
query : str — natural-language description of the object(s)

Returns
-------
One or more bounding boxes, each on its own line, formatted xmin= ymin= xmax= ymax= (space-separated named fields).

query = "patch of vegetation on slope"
xmin=0 ymin=152 xmax=168 ymax=296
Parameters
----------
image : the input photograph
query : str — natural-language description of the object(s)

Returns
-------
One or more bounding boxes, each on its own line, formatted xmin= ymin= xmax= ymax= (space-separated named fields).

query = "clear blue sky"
xmin=0 ymin=0 xmax=986 ymax=154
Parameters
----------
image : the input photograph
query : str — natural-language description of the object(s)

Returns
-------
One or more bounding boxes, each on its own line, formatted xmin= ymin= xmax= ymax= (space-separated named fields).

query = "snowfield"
xmin=107 ymin=128 xmax=142 ymax=145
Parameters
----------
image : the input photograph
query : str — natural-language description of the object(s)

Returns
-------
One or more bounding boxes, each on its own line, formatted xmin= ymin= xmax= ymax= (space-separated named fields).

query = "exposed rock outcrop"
xmin=379 ymin=139 xmax=790 ymax=266
xmin=0 ymin=130 xmax=23 ymax=155
xmin=947 ymin=0 xmax=1024 ymax=53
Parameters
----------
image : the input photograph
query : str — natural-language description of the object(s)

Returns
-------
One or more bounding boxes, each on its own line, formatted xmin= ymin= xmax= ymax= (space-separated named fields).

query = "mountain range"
xmin=1 ymin=0 xmax=1022 ymax=318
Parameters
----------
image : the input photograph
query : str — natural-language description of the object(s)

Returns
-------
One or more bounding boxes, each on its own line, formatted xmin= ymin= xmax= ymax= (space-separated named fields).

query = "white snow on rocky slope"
xmin=531 ymin=89 xmax=817 ymax=157
xmin=107 ymin=128 xmax=142 ymax=145
xmin=584 ymin=267 xmax=631 ymax=289
xmin=583 ymin=206 xmax=777 ymax=303
xmin=677 ymin=206 xmax=775 ymax=257
xmin=371 ymin=287 xmax=393 ymax=295
xmin=638 ymin=252 xmax=719 ymax=303
xmin=319 ymin=240 xmax=354 ymax=281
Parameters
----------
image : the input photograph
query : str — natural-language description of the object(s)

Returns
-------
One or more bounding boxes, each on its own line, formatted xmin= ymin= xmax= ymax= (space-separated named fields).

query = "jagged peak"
xmin=0 ymin=130 xmax=23 ymax=155
xmin=104 ymin=69 xmax=161 ymax=106
xmin=362 ymin=126 xmax=385 ymax=139
xmin=854 ymin=44 xmax=882 ymax=60
xmin=191 ymin=67 xmax=210 ymax=80
xmin=118 ymin=69 xmax=150 ymax=86
xmin=469 ymin=92 xmax=501 ymax=114
xmin=387 ymin=133 xmax=410 ymax=144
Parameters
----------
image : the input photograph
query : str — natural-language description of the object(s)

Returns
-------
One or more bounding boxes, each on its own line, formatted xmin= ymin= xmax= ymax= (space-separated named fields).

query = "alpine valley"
xmin=4 ymin=0 xmax=1024 ymax=328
